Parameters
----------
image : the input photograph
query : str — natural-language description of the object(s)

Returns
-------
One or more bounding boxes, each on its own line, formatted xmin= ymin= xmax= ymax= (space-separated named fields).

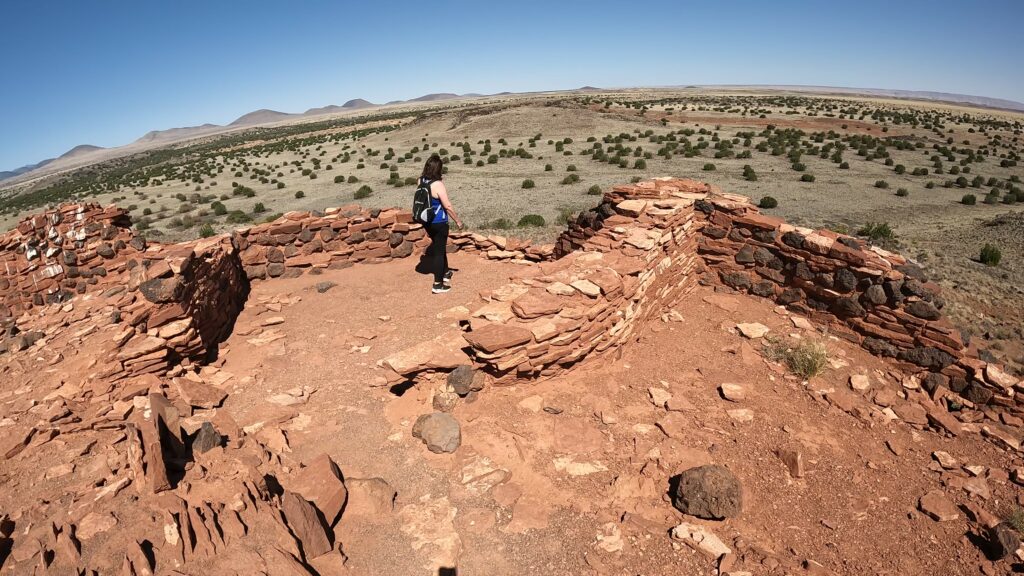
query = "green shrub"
xmin=561 ymin=174 xmax=580 ymax=185
xmin=857 ymin=222 xmax=894 ymax=242
xmin=522 ymin=179 xmax=535 ymax=189
xmin=517 ymin=214 xmax=546 ymax=227
xmin=566 ymin=165 xmax=577 ymax=172
xmin=984 ymin=192 xmax=999 ymax=204
xmin=801 ymin=174 xmax=816 ymax=183
xmin=295 ymin=191 xmax=305 ymax=199
xmin=743 ymin=165 xmax=757 ymax=181
xmin=792 ymin=162 xmax=806 ymax=172
xmin=587 ymin=185 xmax=602 ymax=196
xmin=347 ymin=175 xmax=358 ymax=183
xmin=225 ymin=210 xmax=251 ymax=224
xmin=545 ymin=164 xmax=553 ymax=171
xmin=354 ymin=185 xmax=373 ymax=199
xmin=759 ymin=196 xmax=778 ymax=209
xmin=961 ymin=194 xmax=976 ymax=205
xmin=875 ymin=180 xmax=889 ymax=189
xmin=634 ymin=159 xmax=646 ymax=169
xmin=702 ymin=163 xmax=716 ymax=171
xmin=334 ymin=175 xmax=345 ymax=183
xmin=839 ymin=161 xmax=850 ymax=169
xmin=487 ymin=218 xmax=512 ymax=229
xmin=253 ymin=202 xmax=266 ymax=213
xmin=199 ymin=223 xmax=215 ymax=238
xmin=895 ymin=188 xmax=909 ymax=197
xmin=211 ymin=201 xmax=227 ymax=216
xmin=980 ymin=244 xmax=1001 ymax=266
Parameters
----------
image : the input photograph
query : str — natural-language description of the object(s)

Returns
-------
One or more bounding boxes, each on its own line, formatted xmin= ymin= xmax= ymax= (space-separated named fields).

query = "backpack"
xmin=412 ymin=178 xmax=435 ymax=225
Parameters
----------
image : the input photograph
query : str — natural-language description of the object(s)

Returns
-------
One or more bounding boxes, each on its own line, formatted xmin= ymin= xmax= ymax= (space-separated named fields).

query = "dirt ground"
xmin=199 ymin=255 xmax=1018 ymax=575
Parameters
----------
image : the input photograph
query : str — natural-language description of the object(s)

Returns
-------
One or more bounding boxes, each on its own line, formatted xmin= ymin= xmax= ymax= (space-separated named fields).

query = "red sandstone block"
xmin=734 ymin=213 xmax=783 ymax=230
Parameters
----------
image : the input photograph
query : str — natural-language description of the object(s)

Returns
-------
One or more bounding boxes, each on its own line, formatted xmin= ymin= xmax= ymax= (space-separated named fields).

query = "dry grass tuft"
xmin=763 ymin=337 xmax=829 ymax=379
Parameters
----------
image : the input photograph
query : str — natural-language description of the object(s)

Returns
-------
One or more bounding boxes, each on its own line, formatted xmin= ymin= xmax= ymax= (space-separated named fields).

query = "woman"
xmin=419 ymin=154 xmax=463 ymax=293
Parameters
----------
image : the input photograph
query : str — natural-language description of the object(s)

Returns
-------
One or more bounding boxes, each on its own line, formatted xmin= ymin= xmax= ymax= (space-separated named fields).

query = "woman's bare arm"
xmin=433 ymin=181 xmax=463 ymax=228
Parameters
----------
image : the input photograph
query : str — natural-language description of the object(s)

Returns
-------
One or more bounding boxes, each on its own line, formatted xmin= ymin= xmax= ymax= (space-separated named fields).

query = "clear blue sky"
xmin=2 ymin=0 xmax=1022 ymax=170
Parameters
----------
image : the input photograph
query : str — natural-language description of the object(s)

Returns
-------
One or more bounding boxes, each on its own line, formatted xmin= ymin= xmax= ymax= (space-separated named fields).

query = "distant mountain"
xmin=304 ymin=99 xmax=378 ymax=116
xmin=135 ymin=124 xmax=221 ymax=144
xmin=303 ymin=104 xmax=345 ymax=116
xmin=0 ymin=144 xmax=105 ymax=182
xmin=408 ymin=93 xmax=461 ymax=102
xmin=577 ymin=86 xmax=603 ymax=92
xmin=228 ymin=109 xmax=296 ymax=127
xmin=59 ymin=144 xmax=104 ymax=159
xmin=0 ymin=158 xmax=54 ymax=181
xmin=342 ymin=98 xmax=376 ymax=109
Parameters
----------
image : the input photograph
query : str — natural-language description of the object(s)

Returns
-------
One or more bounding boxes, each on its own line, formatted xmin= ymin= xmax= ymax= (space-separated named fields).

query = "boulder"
xmin=412 ymin=413 xmax=461 ymax=454
xmin=344 ymin=478 xmax=397 ymax=518
xmin=281 ymin=491 xmax=333 ymax=559
xmin=671 ymin=464 xmax=743 ymax=520
xmin=447 ymin=364 xmax=482 ymax=396
xmin=291 ymin=454 xmax=348 ymax=527
xmin=192 ymin=422 xmax=222 ymax=454
xmin=988 ymin=522 xmax=1021 ymax=560
xmin=139 ymin=277 xmax=183 ymax=304
xmin=919 ymin=490 xmax=958 ymax=521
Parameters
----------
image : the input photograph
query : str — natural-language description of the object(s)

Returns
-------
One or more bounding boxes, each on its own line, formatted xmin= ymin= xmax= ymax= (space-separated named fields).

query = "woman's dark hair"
xmin=421 ymin=153 xmax=443 ymax=181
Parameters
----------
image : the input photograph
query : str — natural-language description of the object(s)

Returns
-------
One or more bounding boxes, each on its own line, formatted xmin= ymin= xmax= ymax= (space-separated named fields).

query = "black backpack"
xmin=412 ymin=178 xmax=435 ymax=225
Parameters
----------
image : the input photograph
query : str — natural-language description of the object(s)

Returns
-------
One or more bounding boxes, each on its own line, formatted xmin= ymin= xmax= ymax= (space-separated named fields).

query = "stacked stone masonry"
xmin=462 ymin=177 xmax=1021 ymax=413
xmin=234 ymin=204 xmax=553 ymax=281
xmin=0 ymin=204 xmax=248 ymax=379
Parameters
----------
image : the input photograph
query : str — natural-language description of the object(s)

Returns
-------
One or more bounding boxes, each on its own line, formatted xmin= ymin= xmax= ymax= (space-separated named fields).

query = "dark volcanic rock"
xmin=834 ymin=268 xmax=857 ymax=293
xmin=777 ymin=288 xmax=802 ymax=305
xmin=315 ymin=281 xmax=337 ymax=294
xmin=671 ymin=464 xmax=743 ymax=520
xmin=734 ymin=245 xmax=755 ymax=265
xmin=988 ymin=522 xmax=1020 ymax=560
xmin=447 ymin=365 xmax=482 ymax=397
xmin=703 ymin=226 xmax=728 ymax=240
xmin=719 ymin=271 xmax=751 ymax=290
xmin=906 ymin=300 xmax=941 ymax=321
xmin=898 ymin=347 xmax=955 ymax=370
xmin=962 ymin=382 xmax=993 ymax=406
xmin=922 ymin=372 xmax=949 ymax=394
xmin=750 ymin=281 xmax=776 ymax=298
xmin=139 ymin=277 xmax=183 ymax=304
xmin=833 ymin=297 xmax=866 ymax=318
xmin=862 ymin=284 xmax=887 ymax=306
xmin=781 ymin=231 xmax=805 ymax=249
xmin=863 ymin=337 xmax=899 ymax=357
xmin=192 ymin=422 xmax=222 ymax=454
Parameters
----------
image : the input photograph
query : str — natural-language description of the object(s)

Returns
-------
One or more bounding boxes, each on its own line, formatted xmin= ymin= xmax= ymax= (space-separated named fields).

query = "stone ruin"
xmin=0 ymin=177 xmax=1020 ymax=573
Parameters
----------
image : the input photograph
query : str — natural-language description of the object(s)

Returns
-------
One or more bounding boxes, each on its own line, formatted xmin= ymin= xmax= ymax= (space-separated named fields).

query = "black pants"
xmin=425 ymin=222 xmax=449 ymax=283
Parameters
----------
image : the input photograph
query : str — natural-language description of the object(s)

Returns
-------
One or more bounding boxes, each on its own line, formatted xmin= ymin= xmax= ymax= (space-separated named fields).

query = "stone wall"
xmin=462 ymin=179 xmax=707 ymax=379
xmin=0 ymin=203 xmax=139 ymax=318
xmin=0 ymin=205 xmax=248 ymax=379
xmin=462 ymin=177 xmax=1021 ymax=412
xmin=234 ymin=205 xmax=553 ymax=280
